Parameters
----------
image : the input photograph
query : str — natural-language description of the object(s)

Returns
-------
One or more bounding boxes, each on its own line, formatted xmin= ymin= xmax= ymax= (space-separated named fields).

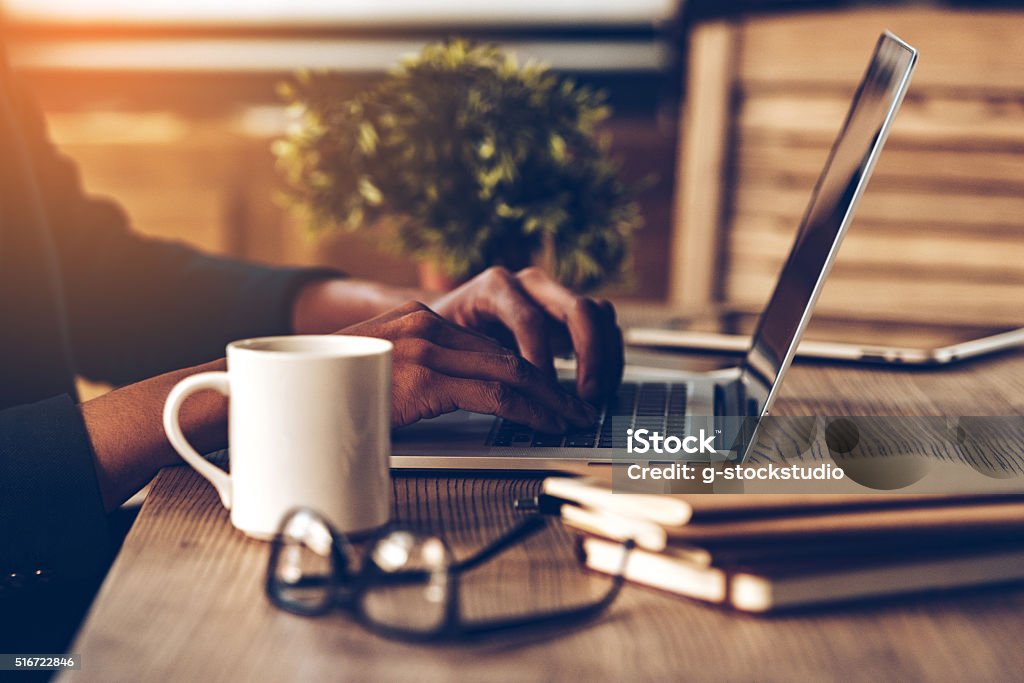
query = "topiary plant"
xmin=273 ymin=39 xmax=641 ymax=290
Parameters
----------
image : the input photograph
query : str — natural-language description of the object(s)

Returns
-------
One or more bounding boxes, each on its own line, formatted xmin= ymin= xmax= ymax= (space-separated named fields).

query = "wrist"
xmin=290 ymin=277 xmax=425 ymax=333
xmin=82 ymin=359 xmax=227 ymax=512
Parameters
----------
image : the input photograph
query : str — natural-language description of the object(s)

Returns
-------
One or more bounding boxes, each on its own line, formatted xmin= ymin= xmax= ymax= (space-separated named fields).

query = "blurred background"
xmin=2 ymin=1 xmax=1022 ymax=323
xmin=0 ymin=0 xmax=679 ymax=300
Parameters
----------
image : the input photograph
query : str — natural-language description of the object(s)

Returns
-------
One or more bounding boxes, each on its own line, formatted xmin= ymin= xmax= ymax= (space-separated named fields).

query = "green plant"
xmin=274 ymin=39 xmax=641 ymax=290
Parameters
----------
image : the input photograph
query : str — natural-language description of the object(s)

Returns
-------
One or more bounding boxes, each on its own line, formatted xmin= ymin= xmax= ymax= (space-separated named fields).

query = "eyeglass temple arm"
xmin=459 ymin=539 xmax=634 ymax=638
xmin=451 ymin=515 xmax=548 ymax=573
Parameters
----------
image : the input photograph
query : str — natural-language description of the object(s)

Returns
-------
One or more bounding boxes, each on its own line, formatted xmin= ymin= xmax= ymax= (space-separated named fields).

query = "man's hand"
xmin=291 ymin=266 xmax=625 ymax=408
xmin=432 ymin=267 xmax=624 ymax=403
xmin=341 ymin=302 xmax=598 ymax=433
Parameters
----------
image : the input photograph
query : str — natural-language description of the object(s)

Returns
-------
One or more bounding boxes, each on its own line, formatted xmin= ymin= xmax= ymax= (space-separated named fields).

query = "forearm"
xmin=80 ymin=278 xmax=421 ymax=512
xmin=290 ymin=277 xmax=429 ymax=334
xmin=80 ymin=359 xmax=228 ymax=513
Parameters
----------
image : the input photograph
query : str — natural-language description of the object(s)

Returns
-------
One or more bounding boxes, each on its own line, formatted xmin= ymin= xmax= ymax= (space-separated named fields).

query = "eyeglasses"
xmin=265 ymin=507 xmax=633 ymax=643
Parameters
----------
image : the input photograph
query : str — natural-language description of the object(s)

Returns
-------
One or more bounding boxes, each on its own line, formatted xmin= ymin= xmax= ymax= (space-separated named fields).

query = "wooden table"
xmin=64 ymin=349 xmax=1024 ymax=682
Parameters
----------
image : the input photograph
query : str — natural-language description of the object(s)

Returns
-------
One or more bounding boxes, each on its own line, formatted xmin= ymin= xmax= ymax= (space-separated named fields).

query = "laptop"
xmin=392 ymin=32 xmax=918 ymax=470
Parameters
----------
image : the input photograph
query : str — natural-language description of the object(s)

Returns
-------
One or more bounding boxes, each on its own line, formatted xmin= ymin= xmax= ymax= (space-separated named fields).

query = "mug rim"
xmin=228 ymin=335 xmax=393 ymax=360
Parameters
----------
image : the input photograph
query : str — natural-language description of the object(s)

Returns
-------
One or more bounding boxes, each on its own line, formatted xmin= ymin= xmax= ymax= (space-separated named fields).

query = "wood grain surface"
xmin=64 ymin=349 xmax=1024 ymax=683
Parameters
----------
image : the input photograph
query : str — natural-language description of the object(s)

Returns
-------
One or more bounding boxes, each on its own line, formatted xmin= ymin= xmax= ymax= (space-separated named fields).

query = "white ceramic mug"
xmin=162 ymin=335 xmax=393 ymax=539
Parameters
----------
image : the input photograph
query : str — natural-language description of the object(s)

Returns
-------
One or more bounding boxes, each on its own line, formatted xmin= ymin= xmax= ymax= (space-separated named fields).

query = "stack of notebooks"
xmin=545 ymin=471 xmax=1024 ymax=613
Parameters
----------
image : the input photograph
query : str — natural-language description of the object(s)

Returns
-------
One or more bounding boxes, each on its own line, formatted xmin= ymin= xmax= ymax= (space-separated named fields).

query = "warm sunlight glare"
xmin=4 ymin=0 xmax=673 ymax=25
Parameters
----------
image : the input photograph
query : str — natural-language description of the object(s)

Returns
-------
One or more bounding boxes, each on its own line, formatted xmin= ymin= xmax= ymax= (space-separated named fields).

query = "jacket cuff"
xmin=0 ymin=395 xmax=111 ymax=588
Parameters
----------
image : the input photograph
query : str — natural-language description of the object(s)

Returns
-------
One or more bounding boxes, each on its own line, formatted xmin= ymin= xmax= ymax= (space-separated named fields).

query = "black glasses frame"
xmin=265 ymin=508 xmax=633 ymax=643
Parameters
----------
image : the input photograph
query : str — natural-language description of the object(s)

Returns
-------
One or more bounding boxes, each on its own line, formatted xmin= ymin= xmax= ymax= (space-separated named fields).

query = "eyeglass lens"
xmin=270 ymin=509 xmax=338 ymax=613
xmin=360 ymin=530 xmax=454 ymax=634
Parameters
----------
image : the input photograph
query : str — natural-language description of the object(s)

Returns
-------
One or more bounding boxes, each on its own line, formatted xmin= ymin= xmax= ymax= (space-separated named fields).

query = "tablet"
xmin=625 ymin=311 xmax=1024 ymax=366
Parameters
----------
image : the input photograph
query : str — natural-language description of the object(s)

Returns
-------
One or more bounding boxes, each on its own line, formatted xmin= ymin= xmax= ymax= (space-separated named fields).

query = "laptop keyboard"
xmin=486 ymin=381 xmax=688 ymax=449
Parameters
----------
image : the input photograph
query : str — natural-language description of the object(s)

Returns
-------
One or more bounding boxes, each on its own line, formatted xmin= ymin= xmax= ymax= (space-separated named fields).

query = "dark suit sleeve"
xmin=0 ymin=395 xmax=118 ymax=651
xmin=0 ymin=395 xmax=110 ymax=589
xmin=12 ymin=86 xmax=340 ymax=385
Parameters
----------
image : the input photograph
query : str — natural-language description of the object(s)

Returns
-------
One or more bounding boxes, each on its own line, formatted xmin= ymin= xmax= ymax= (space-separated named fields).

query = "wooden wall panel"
xmin=668 ymin=19 xmax=738 ymax=306
xmin=702 ymin=7 xmax=1024 ymax=325
xmin=738 ymin=8 xmax=1024 ymax=91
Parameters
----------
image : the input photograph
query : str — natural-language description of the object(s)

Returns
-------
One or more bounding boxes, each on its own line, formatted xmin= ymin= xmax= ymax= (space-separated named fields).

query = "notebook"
xmin=562 ymin=498 xmax=1024 ymax=546
xmin=583 ymin=536 xmax=1024 ymax=612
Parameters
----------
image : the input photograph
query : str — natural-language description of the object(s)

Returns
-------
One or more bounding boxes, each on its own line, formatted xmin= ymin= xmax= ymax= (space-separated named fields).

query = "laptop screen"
xmin=741 ymin=32 xmax=917 ymax=415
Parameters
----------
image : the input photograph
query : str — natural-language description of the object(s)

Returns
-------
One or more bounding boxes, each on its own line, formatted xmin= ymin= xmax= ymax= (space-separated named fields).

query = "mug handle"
xmin=162 ymin=372 xmax=233 ymax=509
